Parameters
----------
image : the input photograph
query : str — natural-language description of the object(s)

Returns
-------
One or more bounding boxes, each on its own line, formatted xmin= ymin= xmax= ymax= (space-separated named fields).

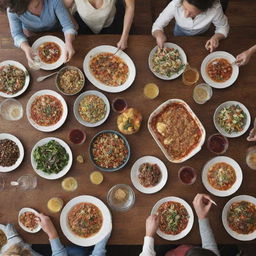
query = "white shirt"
xmin=152 ymin=0 xmax=229 ymax=37
xmin=73 ymin=0 xmax=116 ymax=33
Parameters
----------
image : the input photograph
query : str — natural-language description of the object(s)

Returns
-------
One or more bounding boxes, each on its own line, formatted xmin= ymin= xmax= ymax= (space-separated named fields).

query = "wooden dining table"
xmin=0 ymin=34 xmax=256 ymax=246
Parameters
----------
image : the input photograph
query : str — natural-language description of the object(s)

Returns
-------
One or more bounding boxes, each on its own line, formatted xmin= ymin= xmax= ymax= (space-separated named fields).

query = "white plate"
xmin=83 ymin=45 xmax=136 ymax=93
xmin=130 ymin=156 xmax=168 ymax=194
xmin=26 ymin=89 xmax=68 ymax=132
xmin=201 ymin=51 xmax=239 ymax=89
xmin=0 ymin=133 xmax=24 ymax=172
xmin=0 ymin=60 xmax=30 ymax=98
xmin=73 ymin=90 xmax=110 ymax=127
xmin=60 ymin=195 xmax=112 ymax=246
xmin=148 ymin=42 xmax=187 ymax=80
xmin=151 ymin=196 xmax=194 ymax=241
xmin=202 ymin=156 xmax=243 ymax=197
xmin=18 ymin=208 xmax=41 ymax=233
xmin=32 ymin=35 xmax=66 ymax=70
xmin=31 ymin=137 xmax=73 ymax=180
xmin=213 ymin=101 xmax=251 ymax=138
xmin=148 ymin=99 xmax=206 ymax=163
xmin=222 ymin=195 xmax=256 ymax=241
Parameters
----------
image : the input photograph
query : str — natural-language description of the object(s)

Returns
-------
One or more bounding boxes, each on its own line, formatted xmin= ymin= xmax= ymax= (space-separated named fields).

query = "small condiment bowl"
xmin=207 ymin=133 xmax=229 ymax=155
xmin=69 ymin=129 xmax=86 ymax=145
xmin=111 ymin=98 xmax=128 ymax=113
xmin=56 ymin=66 xmax=85 ymax=96
xmin=107 ymin=184 xmax=135 ymax=211
xmin=178 ymin=166 xmax=197 ymax=185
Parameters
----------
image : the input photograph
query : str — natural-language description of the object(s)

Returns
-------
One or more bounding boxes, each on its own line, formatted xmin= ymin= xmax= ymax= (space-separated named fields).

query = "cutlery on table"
xmin=36 ymin=71 xmax=58 ymax=82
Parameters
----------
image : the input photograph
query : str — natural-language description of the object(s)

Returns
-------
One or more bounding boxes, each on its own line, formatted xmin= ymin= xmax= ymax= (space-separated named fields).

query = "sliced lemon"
xmin=90 ymin=171 xmax=103 ymax=185
xmin=61 ymin=177 xmax=78 ymax=192
xmin=47 ymin=197 xmax=64 ymax=213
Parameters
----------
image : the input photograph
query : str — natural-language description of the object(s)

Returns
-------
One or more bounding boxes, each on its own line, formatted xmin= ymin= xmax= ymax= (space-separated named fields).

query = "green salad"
xmin=33 ymin=140 xmax=69 ymax=174
xmin=217 ymin=105 xmax=246 ymax=134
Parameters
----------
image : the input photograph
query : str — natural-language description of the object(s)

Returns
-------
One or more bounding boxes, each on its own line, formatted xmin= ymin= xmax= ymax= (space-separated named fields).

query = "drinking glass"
xmin=11 ymin=174 xmax=37 ymax=190
xmin=0 ymin=99 xmax=23 ymax=121
xmin=28 ymin=50 xmax=41 ymax=70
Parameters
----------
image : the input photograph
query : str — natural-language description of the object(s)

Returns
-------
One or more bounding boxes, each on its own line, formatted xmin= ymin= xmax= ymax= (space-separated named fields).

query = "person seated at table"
xmin=152 ymin=0 xmax=229 ymax=52
xmin=139 ymin=193 xmax=220 ymax=256
xmin=236 ymin=45 xmax=256 ymax=66
xmin=3 ymin=213 xmax=110 ymax=256
xmin=63 ymin=0 xmax=135 ymax=50
xmin=0 ymin=0 xmax=77 ymax=66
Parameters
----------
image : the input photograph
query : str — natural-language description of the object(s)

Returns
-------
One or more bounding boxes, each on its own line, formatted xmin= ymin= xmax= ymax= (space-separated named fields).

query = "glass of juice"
xmin=207 ymin=133 xmax=229 ymax=155
xmin=112 ymin=98 xmax=127 ymax=113
xmin=182 ymin=66 xmax=199 ymax=86
xmin=69 ymin=129 xmax=86 ymax=145
xmin=47 ymin=197 xmax=64 ymax=213
xmin=144 ymin=83 xmax=159 ymax=99
xmin=193 ymin=83 xmax=212 ymax=104
xmin=178 ymin=166 xmax=197 ymax=185
xmin=0 ymin=99 xmax=23 ymax=121
xmin=246 ymin=146 xmax=256 ymax=170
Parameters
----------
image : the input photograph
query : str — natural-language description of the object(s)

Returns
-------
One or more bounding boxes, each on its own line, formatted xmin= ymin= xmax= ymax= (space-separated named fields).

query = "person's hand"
xmin=236 ymin=50 xmax=252 ymax=66
xmin=205 ymin=35 xmax=220 ymax=53
xmin=145 ymin=214 xmax=159 ymax=237
xmin=117 ymin=37 xmax=128 ymax=50
xmin=36 ymin=213 xmax=58 ymax=240
xmin=193 ymin=193 xmax=213 ymax=219
xmin=65 ymin=42 xmax=75 ymax=62
xmin=154 ymin=30 xmax=167 ymax=49
xmin=24 ymin=47 xmax=35 ymax=67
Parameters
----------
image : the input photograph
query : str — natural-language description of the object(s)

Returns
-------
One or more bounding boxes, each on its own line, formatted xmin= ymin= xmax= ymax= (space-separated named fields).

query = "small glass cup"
xmin=28 ymin=50 xmax=41 ymax=70
xmin=112 ymin=98 xmax=128 ymax=113
xmin=193 ymin=83 xmax=213 ymax=104
xmin=10 ymin=174 xmax=37 ymax=190
xmin=0 ymin=176 xmax=5 ymax=191
xmin=246 ymin=146 xmax=256 ymax=170
xmin=178 ymin=166 xmax=197 ymax=185
xmin=0 ymin=99 xmax=23 ymax=121
xmin=69 ymin=129 xmax=86 ymax=145
xmin=182 ymin=65 xmax=200 ymax=86
xmin=207 ymin=133 xmax=229 ymax=155
xmin=47 ymin=197 xmax=64 ymax=213
xmin=143 ymin=83 xmax=159 ymax=99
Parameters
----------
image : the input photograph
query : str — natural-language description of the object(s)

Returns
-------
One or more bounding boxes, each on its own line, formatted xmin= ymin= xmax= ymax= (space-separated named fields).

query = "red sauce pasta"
xmin=89 ymin=52 xmax=129 ymax=86
xmin=38 ymin=42 xmax=61 ymax=64
xmin=31 ymin=95 xmax=63 ymax=126
xmin=206 ymin=58 xmax=232 ymax=83
xmin=208 ymin=162 xmax=236 ymax=191
xmin=91 ymin=133 xmax=128 ymax=169
xmin=227 ymin=201 xmax=256 ymax=234
xmin=158 ymin=201 xmax=189 ymax=235
xmin=68 ymin=203 xmax=103 ymax=238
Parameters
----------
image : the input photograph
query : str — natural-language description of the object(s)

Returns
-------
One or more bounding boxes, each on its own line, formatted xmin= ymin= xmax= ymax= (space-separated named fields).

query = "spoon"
xmin=36 ymin=71 xmax=58 ymax=82
xmin=112 ymin=48 xmax=120 ymax=56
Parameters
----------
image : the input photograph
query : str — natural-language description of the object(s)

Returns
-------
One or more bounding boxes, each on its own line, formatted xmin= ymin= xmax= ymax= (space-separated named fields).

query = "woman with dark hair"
xmin=152 ymin=0 xmax=229 ymax=52
xmin=139 ymin=194 xmax=220 ymax=256
xmin=0 ymin=0 xmax=77 ymax=66
xmin=64 ymin=0 xmax=135 ymax=50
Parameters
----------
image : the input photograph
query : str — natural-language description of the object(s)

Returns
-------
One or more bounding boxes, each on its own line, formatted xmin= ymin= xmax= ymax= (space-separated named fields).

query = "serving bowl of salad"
xmin=213 ymin=101 xmax=251 ymax=138
xmin=148 ymin=43 xmax=187 ymax=80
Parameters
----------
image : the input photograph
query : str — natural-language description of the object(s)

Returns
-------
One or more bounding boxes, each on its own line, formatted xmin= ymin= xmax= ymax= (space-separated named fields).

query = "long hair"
xmin=3 ymin=244 xmax=32 ymax=256
xmin=0 ymin=0 xmax=31 ymax=14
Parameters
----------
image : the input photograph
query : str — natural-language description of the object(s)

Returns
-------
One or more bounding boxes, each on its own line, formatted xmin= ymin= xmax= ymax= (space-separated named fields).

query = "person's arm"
xmin=36 ymin=213 xmax=68 ymax=256
xmin=90 ymin=233 xmax=110 ymax=256
xmin=193 ymin=194 xmax=220 ymax=256
xmin=139 ymin=215 xmax=159 ymax=256
xmin=151 ymin=1 xmax=176 ymax=48
xmin=236 ymin=44 xmax=256 ymax=66
xmin=205 ymin=4 xmax=229 ymax=52
xmin=54 ymin=0 xmax=77 ymax=62
xmin=117 ymin=0 xmax=134 ymax=50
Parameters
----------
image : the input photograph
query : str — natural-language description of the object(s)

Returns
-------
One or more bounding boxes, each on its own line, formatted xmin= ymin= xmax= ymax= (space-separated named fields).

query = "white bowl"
xmin=60 ymin=195 xmax=112 ymax=246
xmin=31 ymin=137 xmax=73 ymax=180
xmin=83 ymin=45 xmax=136 ymax=93
xmin=202 ymin=156 xmax=243 ymax=197
xmin=151 ymin=196 xmax=194 ymax=241
xmin=0 ymin=133 xmax=24 ymax=173
xmin=26 ymin=89 xmax=68 ymax=132
xmin=73 ymin=90 xmax=110 ymax=127
xmin=148 ymin=42 xmax=187 ymax=80
xmin=130 ymin=156 xmax=168 ymax=194
xmin=0 ymin=60 xmax=30 ymax=98
xmin=213 ymin=101 xmax=251 ymax=138
xmin=32 ymin=35 xmax=66 ymax=70
xmin=201 ymin=51 xmax=239 ymax=89
xmin=18 ymin=207 xmax=41 ymax=233
xmin=222 ymin=195 xmax=256 ymax=241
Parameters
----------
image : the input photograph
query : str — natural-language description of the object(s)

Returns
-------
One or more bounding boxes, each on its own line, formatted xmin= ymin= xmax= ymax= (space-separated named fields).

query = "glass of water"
xmin=11 ymin=174 xmax=37 ymax=190
xmin=0 ymin=99 xmax=23 ymax=121
xmin=28 ymin=50 xmax=41 ymax=70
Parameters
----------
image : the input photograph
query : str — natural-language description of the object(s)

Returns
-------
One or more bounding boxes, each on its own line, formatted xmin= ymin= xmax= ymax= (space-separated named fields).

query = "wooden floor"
xmin=0 ymin=1 xmax=255 ymax=255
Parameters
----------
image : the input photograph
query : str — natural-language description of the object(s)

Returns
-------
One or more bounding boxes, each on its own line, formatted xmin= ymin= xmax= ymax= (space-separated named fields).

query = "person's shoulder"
xmin=211 ymin=0 xmax=223 ymax=11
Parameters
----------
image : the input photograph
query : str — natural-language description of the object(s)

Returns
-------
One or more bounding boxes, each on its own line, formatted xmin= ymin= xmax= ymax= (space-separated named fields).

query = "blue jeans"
xmin=173 ymin=23 xmax=209 ymax=36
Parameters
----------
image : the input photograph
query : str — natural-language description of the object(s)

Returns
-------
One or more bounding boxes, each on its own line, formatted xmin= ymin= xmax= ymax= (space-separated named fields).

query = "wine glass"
xmin=10 ymin=174 xmax=37 ymax=190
